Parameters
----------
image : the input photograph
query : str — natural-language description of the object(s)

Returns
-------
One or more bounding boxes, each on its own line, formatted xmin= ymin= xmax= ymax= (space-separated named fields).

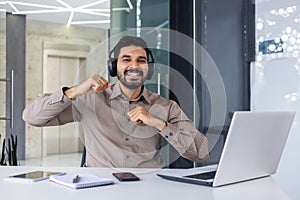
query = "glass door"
xmin=110 ymin=0 xmax=170 ymax=97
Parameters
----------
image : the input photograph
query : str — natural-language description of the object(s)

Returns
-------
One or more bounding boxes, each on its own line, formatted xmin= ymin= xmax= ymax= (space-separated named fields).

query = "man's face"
xmin=117 ymin=45 xmax=149 ymax=90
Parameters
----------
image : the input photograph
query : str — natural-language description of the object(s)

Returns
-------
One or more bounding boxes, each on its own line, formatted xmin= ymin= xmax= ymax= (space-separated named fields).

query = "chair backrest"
xmin=80 ymin=147 xmax=86 ymax=167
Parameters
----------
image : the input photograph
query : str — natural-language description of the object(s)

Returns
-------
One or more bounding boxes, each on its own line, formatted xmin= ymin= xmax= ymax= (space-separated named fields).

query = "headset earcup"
xmin=107 ymin=58 xmax=117 ymax=77
xmin=146 ymin=63 xmax=154 ymax=80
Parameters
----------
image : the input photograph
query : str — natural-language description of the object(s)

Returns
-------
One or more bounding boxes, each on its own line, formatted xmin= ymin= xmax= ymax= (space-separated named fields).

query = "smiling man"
xmin=23 ymin=36 xmax=209 ymax=168
xmin=117 ymin=46 xmax=148 ymax=89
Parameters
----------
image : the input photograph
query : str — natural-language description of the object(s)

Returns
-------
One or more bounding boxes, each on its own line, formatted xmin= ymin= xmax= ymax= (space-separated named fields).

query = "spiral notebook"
xmin=49 ymin=173 xmax=114 ymax=189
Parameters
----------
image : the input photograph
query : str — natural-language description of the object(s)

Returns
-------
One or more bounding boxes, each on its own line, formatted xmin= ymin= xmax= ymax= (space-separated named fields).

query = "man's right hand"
xmin=64 ymin=74 xmax=112 ymax=99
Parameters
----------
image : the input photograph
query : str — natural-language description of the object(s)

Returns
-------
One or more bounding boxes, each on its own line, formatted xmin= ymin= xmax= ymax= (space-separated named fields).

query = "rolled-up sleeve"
xmin=23 ymin=89 xmax=74 ymax=127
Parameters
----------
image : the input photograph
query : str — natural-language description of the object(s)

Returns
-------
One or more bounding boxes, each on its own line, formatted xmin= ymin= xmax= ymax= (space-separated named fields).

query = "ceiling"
xmin=0 ymin=0 xmax=133 ymax=29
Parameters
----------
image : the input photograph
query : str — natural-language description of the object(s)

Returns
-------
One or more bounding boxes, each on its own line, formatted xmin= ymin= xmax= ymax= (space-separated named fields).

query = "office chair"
xmin=80 ymin=147 xmax=86 ymax=167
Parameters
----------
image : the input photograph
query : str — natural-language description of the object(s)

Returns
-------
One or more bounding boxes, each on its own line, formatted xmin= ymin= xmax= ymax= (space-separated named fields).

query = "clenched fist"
xmin=65 ymin=74 xmax=112 ymax=99
xmin=128 ymin=106 xmax=167 ymax=131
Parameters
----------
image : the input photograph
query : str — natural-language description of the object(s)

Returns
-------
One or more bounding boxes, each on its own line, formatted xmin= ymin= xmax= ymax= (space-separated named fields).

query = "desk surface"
xmin=0 ymin=166 xmax=290 ymax=200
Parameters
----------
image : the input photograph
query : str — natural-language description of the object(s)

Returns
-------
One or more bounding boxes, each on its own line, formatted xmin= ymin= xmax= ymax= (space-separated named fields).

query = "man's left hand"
xmin=128 ymin=106 xmax=167 ymax=131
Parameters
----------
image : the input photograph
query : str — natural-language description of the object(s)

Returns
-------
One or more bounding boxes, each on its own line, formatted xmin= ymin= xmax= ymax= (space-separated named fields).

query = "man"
xmin=23 ymin=36 xmax=209 ymax=168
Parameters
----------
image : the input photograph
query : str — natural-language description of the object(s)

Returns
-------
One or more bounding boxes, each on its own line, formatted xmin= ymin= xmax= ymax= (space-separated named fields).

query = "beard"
xmin=117 ymin=69 xmax=146 ymax=90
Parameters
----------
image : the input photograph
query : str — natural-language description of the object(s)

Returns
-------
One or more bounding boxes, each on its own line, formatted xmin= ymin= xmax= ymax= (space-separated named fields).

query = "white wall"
xmin=253 ymin=1 xmax=300 ymax=199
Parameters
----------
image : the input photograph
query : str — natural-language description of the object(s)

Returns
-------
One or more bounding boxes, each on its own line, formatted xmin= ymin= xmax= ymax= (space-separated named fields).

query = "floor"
xmin=19 ymin=153 xmax=82 ymax=167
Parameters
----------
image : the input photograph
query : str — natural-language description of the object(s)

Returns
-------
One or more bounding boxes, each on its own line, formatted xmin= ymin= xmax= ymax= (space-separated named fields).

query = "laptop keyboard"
xmin=184 ymin=171 xmax=216 ymax=180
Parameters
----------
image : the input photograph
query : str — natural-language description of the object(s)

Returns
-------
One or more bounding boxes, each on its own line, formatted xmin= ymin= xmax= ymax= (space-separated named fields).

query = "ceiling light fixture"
xmin=70 ymin=20 xmax=110 ymax=25
xmin=77 ymin=9 xmax=110 ymax=17
xmin=112 ymin=7 xmax=131 ymax=12
xmin=7 ymin=2 xmax=19 ymax=12
xmin=67 ymin=10 xmax=75 ymax=26
xmin=83 ymin=9 xmax=110 ymax=12
xmin=11 ymin=9 xmax=69 ymax=14
xmin=77 ymin=0 xmax=109 ymax=9
xmin=126 ymin=0 xmax=134 ymax=10
xmin=7 ymin=1 xmax=66 ymax=10
xmin=55 ymin=0 xmax=72 ymax=9
xmin=0 ymin=0 xmax=134 ymax=27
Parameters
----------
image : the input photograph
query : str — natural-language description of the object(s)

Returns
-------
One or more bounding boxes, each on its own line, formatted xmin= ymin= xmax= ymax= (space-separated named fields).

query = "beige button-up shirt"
xmin=23 ymin=82 xmax=209 ymax=168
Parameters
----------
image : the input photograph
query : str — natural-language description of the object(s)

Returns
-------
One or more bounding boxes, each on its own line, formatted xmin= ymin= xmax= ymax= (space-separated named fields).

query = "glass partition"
xmin=111 ymin=0 xmax=170 ymax=166
xmin=111 ymin=0 xmax=170 ymax=98
xmin=252 ymin=0 xmax=300 ymax=199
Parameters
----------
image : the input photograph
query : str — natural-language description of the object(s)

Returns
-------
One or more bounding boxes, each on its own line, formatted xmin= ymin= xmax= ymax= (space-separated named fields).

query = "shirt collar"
xmin=109 ymin=82 xmax=152 ymax=104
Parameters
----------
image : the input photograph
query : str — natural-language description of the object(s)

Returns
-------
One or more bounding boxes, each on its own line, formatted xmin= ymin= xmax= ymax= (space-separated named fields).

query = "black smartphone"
xmin=112 ymin=172 xmax=140 ymax=182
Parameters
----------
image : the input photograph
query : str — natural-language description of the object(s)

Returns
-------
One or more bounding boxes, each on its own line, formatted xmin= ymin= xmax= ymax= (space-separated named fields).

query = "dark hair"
xmin=112 ymin=36 xmax=149 ymax=58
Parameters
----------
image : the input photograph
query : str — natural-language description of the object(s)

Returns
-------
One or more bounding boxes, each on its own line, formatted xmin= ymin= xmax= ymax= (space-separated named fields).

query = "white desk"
xmin=0 ymin=166 xmax=290 ymax=200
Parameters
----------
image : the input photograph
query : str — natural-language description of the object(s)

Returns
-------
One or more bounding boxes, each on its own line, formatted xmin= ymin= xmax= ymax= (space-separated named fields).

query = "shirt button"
xmin=169 ymin=132 xmax=173 ymax=136
xmin=125 ymin=138 xmax=129 ymax=141
xmin=126 ymin=155 xmax=130 ymax=159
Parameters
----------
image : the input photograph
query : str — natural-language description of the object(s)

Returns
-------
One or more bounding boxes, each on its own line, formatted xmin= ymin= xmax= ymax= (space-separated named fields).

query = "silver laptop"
xmin=157 ymin=111 xmax=295 ymax=187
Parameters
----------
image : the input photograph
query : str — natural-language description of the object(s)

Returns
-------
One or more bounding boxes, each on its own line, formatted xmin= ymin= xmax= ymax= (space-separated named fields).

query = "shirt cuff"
xmin=160 ymin=122 xmax=177 ymax=141
xmin=48 ymin=88 xmax=72 ymax=105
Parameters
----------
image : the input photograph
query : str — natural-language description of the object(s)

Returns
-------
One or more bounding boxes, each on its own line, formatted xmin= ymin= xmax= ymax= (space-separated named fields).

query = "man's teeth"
xmin=127 ymin=72 xmax=140 ymax=75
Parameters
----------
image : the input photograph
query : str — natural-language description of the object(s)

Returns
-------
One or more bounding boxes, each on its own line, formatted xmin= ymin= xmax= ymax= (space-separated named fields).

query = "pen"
xmin=72 ymin=175 xmax=80 ymax=183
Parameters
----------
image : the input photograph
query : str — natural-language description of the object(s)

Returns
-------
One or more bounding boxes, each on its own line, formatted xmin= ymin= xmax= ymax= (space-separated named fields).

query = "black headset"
xmin=107 ymin=47 xmax=155 ymax=80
